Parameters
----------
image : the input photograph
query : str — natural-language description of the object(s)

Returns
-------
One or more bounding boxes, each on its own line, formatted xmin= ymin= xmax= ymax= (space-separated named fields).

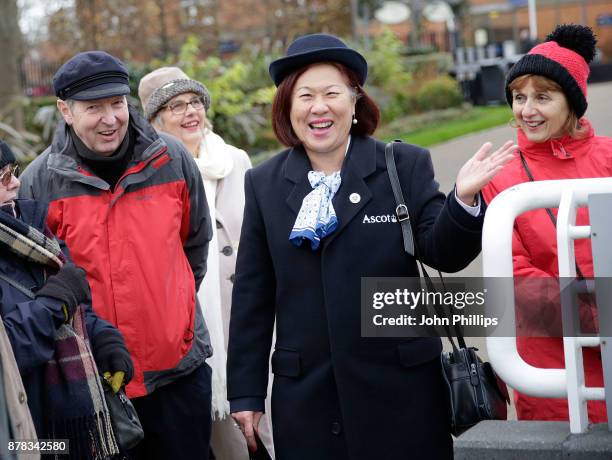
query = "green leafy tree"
xmin=359 ymin=29 xmax=415 ymax=122
xmin=142 ymin=36 xmax=278 ymax=150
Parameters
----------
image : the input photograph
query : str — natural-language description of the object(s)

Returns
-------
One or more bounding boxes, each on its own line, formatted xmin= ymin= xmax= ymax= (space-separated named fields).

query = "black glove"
xmin=36 ymin=263 xmax=91 ymax=321
xmin=92 ymin=329 xmax=134 ymax=386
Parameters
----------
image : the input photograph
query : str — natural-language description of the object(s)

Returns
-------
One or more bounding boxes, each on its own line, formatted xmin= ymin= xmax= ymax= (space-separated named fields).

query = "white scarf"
xmin=194 ymin=130 xmax=233 ymax=419
xmin=289 ymin=171 xmax=341 ymax=250
xmin=288 ymin=137 xmax=351 ymax=250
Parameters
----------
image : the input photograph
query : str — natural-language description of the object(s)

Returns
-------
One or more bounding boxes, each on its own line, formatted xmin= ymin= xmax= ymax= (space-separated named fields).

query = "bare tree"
xmin=75 ymin=0 xmax=99 ymax=49
xmin=0 ymin=0 xmax=24 ymax=130
xmin=155 ymin=0 xmax=171 ymax=57
xmin=36 ymin=0 xmax=352 ymax=64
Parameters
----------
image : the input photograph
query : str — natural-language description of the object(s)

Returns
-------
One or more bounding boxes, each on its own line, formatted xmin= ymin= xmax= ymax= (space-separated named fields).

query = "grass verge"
xmin=382 ymin=105 xmax=512 ymax=147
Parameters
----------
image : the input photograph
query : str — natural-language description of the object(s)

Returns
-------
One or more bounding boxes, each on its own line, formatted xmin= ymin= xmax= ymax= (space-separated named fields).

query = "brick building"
xmin=364 ymin=0 xmax=612 ymax=60
xmin=466 ymin=0 xmax=612 ymax=60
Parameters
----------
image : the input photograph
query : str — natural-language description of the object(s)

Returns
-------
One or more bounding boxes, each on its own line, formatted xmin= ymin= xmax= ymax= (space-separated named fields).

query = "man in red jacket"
xmin=19 ymin=51 xmax=214 ymax=459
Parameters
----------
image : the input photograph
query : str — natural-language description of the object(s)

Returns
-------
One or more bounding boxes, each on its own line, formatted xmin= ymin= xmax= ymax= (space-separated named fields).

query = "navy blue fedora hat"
xmin=53 ymin=51 xmax=130 ymax=101
xmin=269 ymin=34 xmax=368 ymax=87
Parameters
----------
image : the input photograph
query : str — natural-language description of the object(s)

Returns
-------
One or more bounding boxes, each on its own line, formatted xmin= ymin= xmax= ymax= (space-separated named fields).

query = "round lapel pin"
xmin=349 ymin=193 xmax=361 ymax=204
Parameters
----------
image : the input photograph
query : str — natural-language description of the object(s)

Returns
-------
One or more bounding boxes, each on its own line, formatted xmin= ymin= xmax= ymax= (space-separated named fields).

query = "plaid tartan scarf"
xmin=0 ymin=206 xmax=65 ymax=268
xmin=0 ymin=205 xmax=118 ymax=458
xmin=44 ymin=307 xmax=119 ymax=459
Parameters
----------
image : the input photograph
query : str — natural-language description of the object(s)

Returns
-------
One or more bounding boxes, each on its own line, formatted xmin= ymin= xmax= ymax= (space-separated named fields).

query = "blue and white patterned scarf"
xmin=289 ymin=171 xmax=342 ymax=250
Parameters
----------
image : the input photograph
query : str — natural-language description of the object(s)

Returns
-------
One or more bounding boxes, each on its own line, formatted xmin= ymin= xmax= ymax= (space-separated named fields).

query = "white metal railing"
xmin=482 ymin=178 xmax=612 ymax=434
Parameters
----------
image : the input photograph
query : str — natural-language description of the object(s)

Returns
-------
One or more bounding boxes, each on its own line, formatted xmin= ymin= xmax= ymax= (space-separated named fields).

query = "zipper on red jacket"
xmin=111 ymin=146 xmax=169 ymax=202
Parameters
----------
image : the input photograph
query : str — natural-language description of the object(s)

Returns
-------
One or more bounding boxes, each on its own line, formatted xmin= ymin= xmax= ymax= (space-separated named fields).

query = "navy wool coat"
xmin=227 ymin=136 xmax=483 ymax=460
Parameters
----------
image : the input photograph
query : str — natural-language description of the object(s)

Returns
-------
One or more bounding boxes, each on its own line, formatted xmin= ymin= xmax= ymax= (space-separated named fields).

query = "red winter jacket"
xmin=18 ymin=109 xmax=213 ymax=398
xmin=483 ymin=120 xmax=612 ymax=422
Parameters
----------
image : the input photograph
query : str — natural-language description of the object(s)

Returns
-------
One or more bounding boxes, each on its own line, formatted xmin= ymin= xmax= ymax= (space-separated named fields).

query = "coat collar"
xmin=14 ymin=199 xmax=47 ymax=231
xmin=46 ymin=107 xmax=168 ymax=192
xmin=284 ymin=135 xmax=378 ymax=245
xmin=283 ymin=135 xmax=377 ymax=184
xmin=517 ymin=118 xmax=595 ymax=160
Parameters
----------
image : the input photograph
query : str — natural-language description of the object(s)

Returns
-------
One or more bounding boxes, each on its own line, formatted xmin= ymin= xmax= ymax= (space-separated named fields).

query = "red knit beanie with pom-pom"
xmin=505 ymin=24 xmax=597 ymax=118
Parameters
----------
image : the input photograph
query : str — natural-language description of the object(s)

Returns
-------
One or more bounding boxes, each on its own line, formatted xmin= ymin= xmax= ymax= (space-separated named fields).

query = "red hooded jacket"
xmin=18 ymin=110 xmax=213 ymax=398
xmin=483 ymin=120 xmax=612 ymax=422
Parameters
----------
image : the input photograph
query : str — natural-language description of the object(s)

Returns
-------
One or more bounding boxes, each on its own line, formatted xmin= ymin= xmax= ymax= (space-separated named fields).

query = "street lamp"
xmin=508 ymin=0 xmax=538 ymax=40
xmin=528 ymin=0 xmax=538 ymax=40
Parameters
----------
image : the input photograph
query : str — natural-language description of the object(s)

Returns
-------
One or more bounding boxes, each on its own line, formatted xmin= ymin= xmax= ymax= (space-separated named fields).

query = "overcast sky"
xmin=18 ymin=0 xmax=71 ymax=37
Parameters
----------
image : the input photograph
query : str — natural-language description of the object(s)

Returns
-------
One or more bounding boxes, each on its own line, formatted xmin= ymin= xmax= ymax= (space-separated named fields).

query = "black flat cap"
xmin=269 ymin=34 xmax=368 ymax=87
xmin=0 ymin=141 xmax=16 ymax=170
xmin=53 ymin=51 xmax=130 ymax=101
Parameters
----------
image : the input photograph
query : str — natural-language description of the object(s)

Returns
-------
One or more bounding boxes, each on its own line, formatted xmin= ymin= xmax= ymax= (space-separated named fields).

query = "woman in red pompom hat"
xmin=483 ymin=24 xmax=612 ymax=423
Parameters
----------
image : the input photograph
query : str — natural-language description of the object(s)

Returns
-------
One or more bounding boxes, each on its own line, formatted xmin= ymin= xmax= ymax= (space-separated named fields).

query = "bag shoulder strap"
xmin=384 ymin=141 xmax=467 ymax=350
xmin=519 ymin=151 xmax=585 ymax=280
xmin=385 ymin=141 xmax=415 ymax=257
xmin=0 ymin=272 xmax=35 ymax=299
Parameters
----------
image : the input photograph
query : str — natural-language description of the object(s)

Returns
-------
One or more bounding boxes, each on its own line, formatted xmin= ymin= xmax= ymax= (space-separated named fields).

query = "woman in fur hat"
xmin=138 ymin=68 xmax=275 ymax=460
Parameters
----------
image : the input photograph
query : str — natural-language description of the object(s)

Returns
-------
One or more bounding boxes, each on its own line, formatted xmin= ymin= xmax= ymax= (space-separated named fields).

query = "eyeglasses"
xmin=0 ymin=164 xmax=19 ymax=186
xmin=165 ymin=97 xmax=205 ymax=115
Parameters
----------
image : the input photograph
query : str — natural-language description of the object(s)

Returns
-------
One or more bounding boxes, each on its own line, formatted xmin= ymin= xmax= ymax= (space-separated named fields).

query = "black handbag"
xmin=440 ymin=343 xmax=510 ymax=436
xmin=385 ymin=140 xmax=510 ymax=437
xmin=102 ymin=378 xmax=144 ymax=450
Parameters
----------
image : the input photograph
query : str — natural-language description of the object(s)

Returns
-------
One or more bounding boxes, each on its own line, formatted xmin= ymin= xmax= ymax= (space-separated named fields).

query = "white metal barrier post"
xmin=587 ymin=193 xmax=612 ymax=429
xmin=483 ymin=178 xmax=612 ymax=434
xmin=556 ymin=187 xmax=602 ymax=432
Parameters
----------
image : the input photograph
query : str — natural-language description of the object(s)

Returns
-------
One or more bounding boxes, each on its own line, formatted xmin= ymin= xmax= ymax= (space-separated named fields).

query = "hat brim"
xmin=144 ymin=79 xmax=211 ymax=120
xmin=0 ymin=141 xmax=17 ymax=170
xmin=70 ymin=83 xmax=131 ymax=101
xmin=269 ymin=47 xmax=368 ymax=87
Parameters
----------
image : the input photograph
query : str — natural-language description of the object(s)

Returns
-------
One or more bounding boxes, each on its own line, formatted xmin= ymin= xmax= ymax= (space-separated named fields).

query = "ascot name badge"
xmin=362 ymin=214 xmax=397 ymax=224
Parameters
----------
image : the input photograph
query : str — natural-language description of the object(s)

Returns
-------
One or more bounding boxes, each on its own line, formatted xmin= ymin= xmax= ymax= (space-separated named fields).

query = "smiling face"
xmin=0 ymin=164 xmax=20 ymax=205
xmin=289 ymin=63 xmax=356 ymax=166
xmin=58 ymin=95 xmax=129 ymax=157
xmin=511 ymin=77 xmax=571 ymax=143
xmin=156 ymin=92 xmax=206 ymax=155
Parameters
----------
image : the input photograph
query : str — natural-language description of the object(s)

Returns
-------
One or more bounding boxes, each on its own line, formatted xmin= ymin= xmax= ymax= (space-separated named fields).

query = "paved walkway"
xmin=425 ymin=81 xmax=612 ymax=419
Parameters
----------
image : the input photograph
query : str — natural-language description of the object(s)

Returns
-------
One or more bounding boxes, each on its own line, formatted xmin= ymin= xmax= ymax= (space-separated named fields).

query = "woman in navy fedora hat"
xmin=227 ymin=33 xmax=516 ymax=459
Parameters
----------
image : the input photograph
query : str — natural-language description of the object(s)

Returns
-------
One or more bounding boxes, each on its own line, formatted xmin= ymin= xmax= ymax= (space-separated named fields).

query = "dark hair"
xmin=272 ymin=62 xmax=380 ymax=147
